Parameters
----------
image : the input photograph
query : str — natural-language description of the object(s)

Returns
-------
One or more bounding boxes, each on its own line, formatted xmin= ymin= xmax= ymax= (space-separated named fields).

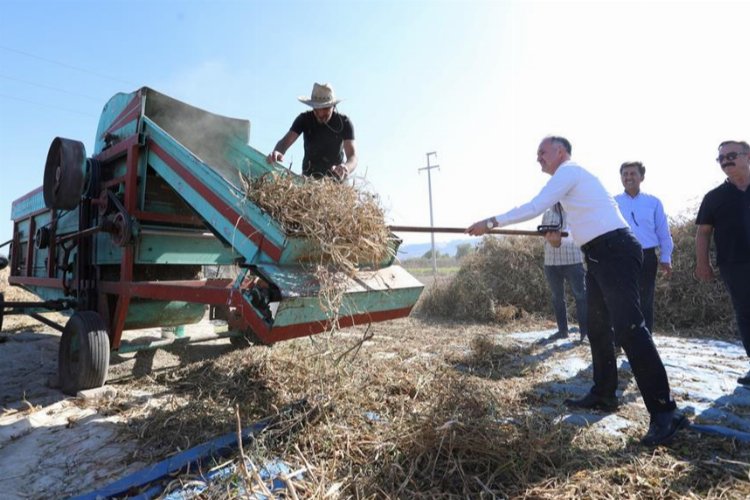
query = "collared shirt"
xmin=615 ymin=191 xmax=674 ymax=264
xmin=541 ymin=206 xmax=583 ymax=266
xmin=493 ymin=160 xmax=629 ymax=247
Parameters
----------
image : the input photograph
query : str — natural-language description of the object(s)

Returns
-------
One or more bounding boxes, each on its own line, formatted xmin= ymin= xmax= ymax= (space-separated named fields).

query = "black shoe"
xmin=738 ymin=370 xmax=750 ymax=386
xmin=640 ymin=411 xmax=688 ymax=447
xmin=547 ymin=330 xmax=569 ymax=341
xmin=564 ymin=392 xmax=619 ymax=412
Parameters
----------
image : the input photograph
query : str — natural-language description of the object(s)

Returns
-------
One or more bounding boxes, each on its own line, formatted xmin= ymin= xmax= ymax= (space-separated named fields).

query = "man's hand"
xmin=266 ymin=150 xmax=284 ymax=164
xmin=544 ymin=230 xmax=562 ymax=248
xmin=659 ymin=262 xmax=673 ymax=279
xmin=330 ymin=163 xmax=349 ymax=181
xmin=694 ymin=262 xmax=715 ymax=282
xmin=466 ymin=218 xmax=493 ymax=236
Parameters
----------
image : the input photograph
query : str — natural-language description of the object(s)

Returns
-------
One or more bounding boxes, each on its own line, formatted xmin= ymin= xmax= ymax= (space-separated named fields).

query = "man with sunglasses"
xmin=615 ymin=162 xmax=674 ymax=334
xmin=467 ymin=136 xmax=686 ymax=447
xmin=266 ymin=82 xmax=357 ymax=181
xmin=696 ymin=140 xmax=750 ymax=385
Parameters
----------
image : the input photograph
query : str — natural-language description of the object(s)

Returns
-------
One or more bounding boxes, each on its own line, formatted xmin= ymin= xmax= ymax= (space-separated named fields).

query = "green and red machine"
xmin=2 ymin=87 xmax=423 ymax=395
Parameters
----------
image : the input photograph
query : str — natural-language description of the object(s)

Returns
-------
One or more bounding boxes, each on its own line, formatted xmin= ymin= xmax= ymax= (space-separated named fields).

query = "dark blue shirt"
xmin=290 ymin=111 xmax=354 ymax=178
xmin=696 ymin=180 xmax=750 ymax=266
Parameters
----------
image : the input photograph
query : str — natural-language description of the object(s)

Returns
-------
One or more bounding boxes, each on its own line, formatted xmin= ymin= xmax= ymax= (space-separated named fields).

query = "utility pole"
xmin=419 ymin=152 xmax=439 ymax=278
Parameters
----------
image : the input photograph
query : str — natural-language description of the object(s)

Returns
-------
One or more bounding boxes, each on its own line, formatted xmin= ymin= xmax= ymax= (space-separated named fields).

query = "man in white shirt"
xmin=615 ymin=162 xmax=674 ymax=333
xmin=539 ymin=204 xmax=587 ymax=343
xmin=466 ymin=136 xmax=686 ymax=447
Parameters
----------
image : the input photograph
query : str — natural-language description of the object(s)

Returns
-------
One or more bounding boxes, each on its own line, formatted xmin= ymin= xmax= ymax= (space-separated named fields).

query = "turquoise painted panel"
xmin=123 ymin=300 xmax=206 ymax=330
xmin=95 ymin=91 xmax=139 ymax=154
xmin=253 ymin=264 xmax=424 ymax=327
xmin=144 ymin=121 xmax=287 ymax=263
xmin=136 ymin=231 xmax=238 ymax=265
xmin=11 ymin=189 xmax=45 ymax=220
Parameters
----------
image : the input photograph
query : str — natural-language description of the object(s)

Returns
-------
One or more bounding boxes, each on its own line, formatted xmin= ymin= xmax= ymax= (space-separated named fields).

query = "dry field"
xmin=3 ymin=262 xmax=750 ymax=498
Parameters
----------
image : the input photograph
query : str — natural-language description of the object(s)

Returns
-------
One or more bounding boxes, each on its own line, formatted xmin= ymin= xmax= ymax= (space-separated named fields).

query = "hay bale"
xmin=417 ymin=236 xmax=547 ymax=323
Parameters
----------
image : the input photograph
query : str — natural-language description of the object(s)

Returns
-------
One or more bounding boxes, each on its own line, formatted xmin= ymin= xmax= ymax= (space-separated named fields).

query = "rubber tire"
xmin=58 ymin=311 xmax=110 ymax=395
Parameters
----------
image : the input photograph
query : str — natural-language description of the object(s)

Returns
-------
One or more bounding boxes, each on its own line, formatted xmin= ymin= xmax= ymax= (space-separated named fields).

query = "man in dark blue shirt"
xmin=266 ymin=83 xmax=357 ymax=180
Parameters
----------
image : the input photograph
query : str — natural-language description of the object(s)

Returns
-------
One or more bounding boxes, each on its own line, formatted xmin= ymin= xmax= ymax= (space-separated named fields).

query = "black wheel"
xmin=43 ymin=137 xmax=87 ymax=210
xmin=58 ymin=311 xmax=110 ymax=395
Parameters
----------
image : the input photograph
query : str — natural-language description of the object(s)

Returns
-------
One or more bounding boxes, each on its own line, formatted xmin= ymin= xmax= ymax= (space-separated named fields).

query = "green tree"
xmin=455 ymin=243 xmax=474 ymax=260
xmin=421 ymin=248 xmax=446 ymax=260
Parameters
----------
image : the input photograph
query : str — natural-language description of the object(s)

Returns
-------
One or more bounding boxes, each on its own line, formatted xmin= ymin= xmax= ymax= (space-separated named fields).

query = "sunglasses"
xmin=716 ymin=151 xmax=747 ymax=163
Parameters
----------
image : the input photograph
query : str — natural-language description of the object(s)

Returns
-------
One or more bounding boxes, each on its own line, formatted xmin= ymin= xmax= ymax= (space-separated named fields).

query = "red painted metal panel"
xmin=8 ymin=276 xmax=64 ymax=289
xmin=93 ymin=134 xmax=139 ymax=163
xmin=97 ymin=279 xmax=234 ymax=303
xmin=25 ymin=218 xmax=36 ymax=278
xmin=148 ymin=141 xmax=283 ymax=262
xmin=103 ymin=95 xmax=142 ymax=137
xmin=132 ymin=210 xmax=204 ymax=226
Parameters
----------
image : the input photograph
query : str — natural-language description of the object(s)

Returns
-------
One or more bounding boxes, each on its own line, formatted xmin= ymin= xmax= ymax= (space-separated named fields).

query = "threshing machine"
xmin=2 ymin=87 xmax=423 ymax=395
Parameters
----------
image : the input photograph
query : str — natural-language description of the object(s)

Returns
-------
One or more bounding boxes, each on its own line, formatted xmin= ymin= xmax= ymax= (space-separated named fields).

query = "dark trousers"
xmin=582 ymin=229 xmax=676 ymax=415
xmin=544 ymin=263 xmax=588 ymax=336
xmin=719 ymin=262 xmax=750 ymax=358
xmin=639 ymin=248 xmax=658 ymax=333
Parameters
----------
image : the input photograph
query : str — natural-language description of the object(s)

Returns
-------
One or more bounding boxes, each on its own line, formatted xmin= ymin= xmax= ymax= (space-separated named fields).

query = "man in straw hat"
xmin=466 ymin=136 xmax=687 ymax=447
xmin=266 ymin=82 xmax=357 ymax=181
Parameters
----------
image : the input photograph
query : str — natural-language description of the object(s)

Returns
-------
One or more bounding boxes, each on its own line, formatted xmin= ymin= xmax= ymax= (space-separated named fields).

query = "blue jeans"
xmin=582 ymin=229 xmax=676 ymax=415
xmin=720 ymin=262 xmax=750 ymax=358
xmin=544 ymin=263 xmax=587 ymax=336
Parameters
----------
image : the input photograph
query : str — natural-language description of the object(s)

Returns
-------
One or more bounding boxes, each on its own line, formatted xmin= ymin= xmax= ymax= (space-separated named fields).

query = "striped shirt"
xmin=542 ymin=205 xmax=584 ymax=266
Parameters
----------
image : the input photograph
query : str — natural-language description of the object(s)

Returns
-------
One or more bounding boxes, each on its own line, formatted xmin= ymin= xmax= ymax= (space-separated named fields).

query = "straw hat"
xmin=298 ymin=83 xmax=342 ymax=109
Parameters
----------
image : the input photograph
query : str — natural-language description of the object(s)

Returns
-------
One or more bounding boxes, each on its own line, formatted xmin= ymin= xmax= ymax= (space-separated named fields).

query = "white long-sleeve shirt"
xmin=614 ymin=191 xmax=674 ymax=264
xmin=493 ymin=160 xmax=629 ymax=247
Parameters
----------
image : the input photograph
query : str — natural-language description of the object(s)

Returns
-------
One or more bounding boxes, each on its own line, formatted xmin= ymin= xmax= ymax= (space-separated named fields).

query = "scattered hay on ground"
xmin=104 ymin=318 xmax=750 ymax=498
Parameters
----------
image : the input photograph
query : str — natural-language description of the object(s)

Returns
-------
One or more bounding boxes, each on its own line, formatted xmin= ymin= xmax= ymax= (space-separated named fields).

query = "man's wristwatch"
xmin=486 ymin=217 xmax=497 ymax=230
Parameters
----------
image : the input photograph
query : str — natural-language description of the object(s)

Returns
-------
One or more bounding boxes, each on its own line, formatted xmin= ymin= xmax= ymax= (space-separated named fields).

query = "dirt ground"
xmin=3 ymin=268 xmax=750 ymax=498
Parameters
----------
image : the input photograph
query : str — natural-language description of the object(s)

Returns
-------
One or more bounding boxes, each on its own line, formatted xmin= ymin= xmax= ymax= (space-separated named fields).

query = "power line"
xmin=0 ymin=93 xmax=97 ymax=118
xmin=0 ymin=74 xmax=100 ymax=101
xmin=0 ymin=45 xmax=136 ymax=86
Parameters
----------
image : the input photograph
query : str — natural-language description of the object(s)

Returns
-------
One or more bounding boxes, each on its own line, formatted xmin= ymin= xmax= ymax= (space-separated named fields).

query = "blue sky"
xmin=1 ymin=0 xmax=746 ymax=249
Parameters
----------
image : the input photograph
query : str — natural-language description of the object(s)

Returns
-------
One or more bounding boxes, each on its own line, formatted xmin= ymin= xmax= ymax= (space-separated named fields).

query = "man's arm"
xmin=694 ymin=224 xmax=715 ymax=281
xmin=266 ymin=130 xmax=300 ymax=164
xmin=654 ymin=198 xmax=674 ymax=277
xmin=331 ymin=139 xmax=358 ymax=180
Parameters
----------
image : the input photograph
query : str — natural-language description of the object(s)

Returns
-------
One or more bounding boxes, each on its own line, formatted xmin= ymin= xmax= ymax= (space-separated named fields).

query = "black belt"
xmin=581 ymin=228 xmax=630 ymax=253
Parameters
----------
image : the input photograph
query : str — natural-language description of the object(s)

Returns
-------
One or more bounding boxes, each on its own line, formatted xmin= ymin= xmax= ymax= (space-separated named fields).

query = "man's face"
xmin=313 ymin=106 xmax=334 ymax=124
xmin=537 ymin=140 xmax=563 ymax=175
xmin=620 ymin=166 xmax=644 ymax=193
xmin=717 ymin=143 xmax=750 ymax=183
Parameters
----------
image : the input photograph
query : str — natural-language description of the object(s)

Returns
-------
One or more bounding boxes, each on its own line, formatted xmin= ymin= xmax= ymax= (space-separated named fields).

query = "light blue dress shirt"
xmin=614 ymin=191 xmax=674 ymax=264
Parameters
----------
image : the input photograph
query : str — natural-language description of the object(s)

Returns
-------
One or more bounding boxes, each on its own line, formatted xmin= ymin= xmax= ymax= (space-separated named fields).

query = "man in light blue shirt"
xmin=615 ymin=162 xmax=673 ymax=333
xmin=466 ymin=136 xmax=686 ymax=447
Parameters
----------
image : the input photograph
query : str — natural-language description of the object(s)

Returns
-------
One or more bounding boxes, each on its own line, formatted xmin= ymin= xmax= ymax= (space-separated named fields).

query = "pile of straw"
xmin=240 ymin=172 xmax=395 ymax=322
xmin=241 ymin=172 xmax=393 ymax=272
xmin=419 ymin=214 xmax=736 ymax=336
